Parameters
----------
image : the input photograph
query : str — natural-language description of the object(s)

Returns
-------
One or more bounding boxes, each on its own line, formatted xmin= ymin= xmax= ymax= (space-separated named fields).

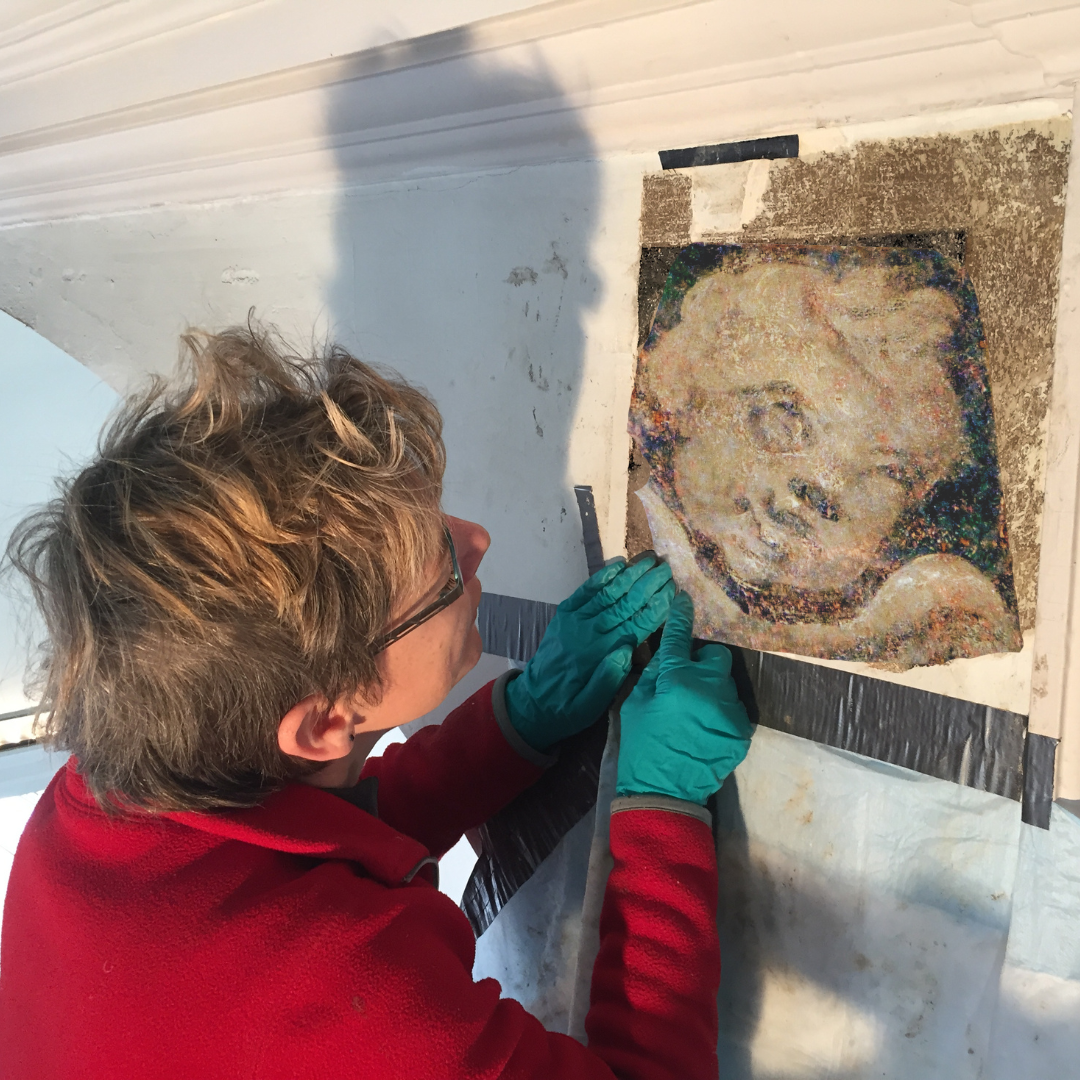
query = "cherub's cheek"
xmin=847 ymin=474 xmax=909 ymax=525
xmin=675 ymin=429 xmax=755 ymax=497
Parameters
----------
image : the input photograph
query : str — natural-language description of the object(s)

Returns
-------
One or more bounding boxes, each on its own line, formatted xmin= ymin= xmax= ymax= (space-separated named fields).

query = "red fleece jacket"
xmin=0 ymin=679 xmax=720 ymax=1079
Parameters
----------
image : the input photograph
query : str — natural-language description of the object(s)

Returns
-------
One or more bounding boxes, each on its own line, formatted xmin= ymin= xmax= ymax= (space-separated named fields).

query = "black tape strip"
xmin=461 ymin=719 xmax=608 ymax=936
xmin=728 ymin=647 xmax=1028 ymax=801
xmin=462 ymin=640 xmax=1040 ymax=931
xmin=659 ymin=134 xmax=799 ymax=171
xmin=1021 ymin=732 xmax=1057 ymax=829
xmin=462 ymin=496 xmax=611 ymax=933
xmin=477 ymin=593 xmax=557 ymax=663
xmin=573 ymin=485 xmax=606 ymax=577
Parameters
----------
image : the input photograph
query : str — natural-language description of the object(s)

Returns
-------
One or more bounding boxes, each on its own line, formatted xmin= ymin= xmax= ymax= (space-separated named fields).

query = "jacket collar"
xmin=61 ymin=761 xmax=431 ymax=889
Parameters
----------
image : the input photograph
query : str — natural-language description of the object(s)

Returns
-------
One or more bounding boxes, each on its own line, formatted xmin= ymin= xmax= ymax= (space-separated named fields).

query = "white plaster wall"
xmin=0 ymin=156 xmax=648 ymax=602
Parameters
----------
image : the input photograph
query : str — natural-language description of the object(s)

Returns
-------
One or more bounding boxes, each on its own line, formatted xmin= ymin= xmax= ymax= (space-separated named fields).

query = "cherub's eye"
xmin=744 ymin=389 xmax=812 ymax=453
xmin=789 ymin=479 xmax=841 ymax=522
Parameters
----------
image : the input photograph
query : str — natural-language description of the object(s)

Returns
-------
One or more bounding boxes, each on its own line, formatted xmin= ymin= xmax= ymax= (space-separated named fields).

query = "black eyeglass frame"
xmin=374 ymin=525 xmax=464 ymax=653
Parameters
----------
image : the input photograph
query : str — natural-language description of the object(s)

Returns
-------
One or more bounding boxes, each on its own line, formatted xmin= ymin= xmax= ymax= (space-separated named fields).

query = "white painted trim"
xmin=1030 ymin=83 xmax=1080 ymax=799
xmin=0 ymin=0 xmax=265 ymax=89
xmin=1 ymin=1 xmax=1079 ymax=226
xmin=0 ymin=0 xmax=545 ymax=98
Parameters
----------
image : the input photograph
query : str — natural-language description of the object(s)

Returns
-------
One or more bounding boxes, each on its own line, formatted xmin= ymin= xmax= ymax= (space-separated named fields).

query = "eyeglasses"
xmin=374 ymin=525 xmax=464 ymax=652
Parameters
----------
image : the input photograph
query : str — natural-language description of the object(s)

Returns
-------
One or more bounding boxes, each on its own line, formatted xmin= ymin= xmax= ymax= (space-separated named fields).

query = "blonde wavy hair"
xmin=7 ymin=321 xmax=446 ymax=812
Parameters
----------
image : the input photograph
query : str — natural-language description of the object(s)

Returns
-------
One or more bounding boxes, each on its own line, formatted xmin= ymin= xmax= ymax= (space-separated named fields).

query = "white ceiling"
xmin=0 ymin=0 xmax=1078 ymax=224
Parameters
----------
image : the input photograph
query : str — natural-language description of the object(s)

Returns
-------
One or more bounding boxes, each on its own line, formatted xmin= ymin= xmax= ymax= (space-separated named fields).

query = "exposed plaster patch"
xmin=689 ymin=161 xmax=752 ymax=238
xmin=740 ymin=159 xmax=774 ymax=227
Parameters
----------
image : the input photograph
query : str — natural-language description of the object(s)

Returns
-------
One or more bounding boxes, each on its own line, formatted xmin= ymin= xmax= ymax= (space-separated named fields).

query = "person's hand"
xmin=505 ymin=555 xmax=676 ymax=753
xmin=616 ymin=591 xmax=752 ymax=805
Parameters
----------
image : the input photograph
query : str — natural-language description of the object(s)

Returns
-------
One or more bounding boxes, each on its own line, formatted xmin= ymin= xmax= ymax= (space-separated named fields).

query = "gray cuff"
xmin=491 ymin=669 xmax=558 ymax=769
xmin=609 ymin=793 xmax=713 ymax=827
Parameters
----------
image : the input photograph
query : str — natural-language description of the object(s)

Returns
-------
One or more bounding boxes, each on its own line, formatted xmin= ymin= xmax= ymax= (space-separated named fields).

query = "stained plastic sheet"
xmin=478 ymin=720 xmax=1080 ymax=1076
xmin=462 ymin=718 xmax=607 ymax=936
xmin=704 ymin=728 xmax=1079 ymax=1078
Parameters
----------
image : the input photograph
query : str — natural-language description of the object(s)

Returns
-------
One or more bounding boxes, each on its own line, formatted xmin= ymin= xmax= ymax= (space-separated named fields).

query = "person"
xmin=0 ymin=324 xmax=752 ymax=1080
xmin=630 ymin=245 xmax=1022 ymax=668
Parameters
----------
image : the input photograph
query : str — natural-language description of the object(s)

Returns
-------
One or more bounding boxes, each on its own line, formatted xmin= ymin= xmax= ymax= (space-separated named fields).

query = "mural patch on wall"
xmin=629 ymin=119 xmax=1069 ymax=701
xmin=630 ymin=243 xmax=1022 ymax=669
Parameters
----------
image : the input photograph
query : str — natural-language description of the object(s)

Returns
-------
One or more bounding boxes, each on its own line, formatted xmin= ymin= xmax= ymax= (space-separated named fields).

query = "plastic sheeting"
xmin=464 ymin=640 xmax=1051 ymax=934
xmin=472 ymin=809 xmax=596 ymax=1034
xmin=474 ymin=721 xmax=1080 ymax=1077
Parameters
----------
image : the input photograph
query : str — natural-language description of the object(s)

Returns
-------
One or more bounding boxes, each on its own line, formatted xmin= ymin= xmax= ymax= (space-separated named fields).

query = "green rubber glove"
xmin=616 ymin=591 xmax=753 ymax=805
xmin=505 ymin=554 xmax=676 ymax=753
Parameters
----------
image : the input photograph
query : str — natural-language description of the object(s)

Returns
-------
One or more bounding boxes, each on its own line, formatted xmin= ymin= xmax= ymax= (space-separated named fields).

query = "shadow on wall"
xmin=323 ymin=28 xmax=604 ymax=603
xmin=320 ymin=27 xmax=607 ymax=1034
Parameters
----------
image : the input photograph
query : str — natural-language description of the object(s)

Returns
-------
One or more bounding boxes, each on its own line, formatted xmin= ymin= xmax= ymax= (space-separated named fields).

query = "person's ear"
xmin=277 ymin=695 xmax=355 ymax=761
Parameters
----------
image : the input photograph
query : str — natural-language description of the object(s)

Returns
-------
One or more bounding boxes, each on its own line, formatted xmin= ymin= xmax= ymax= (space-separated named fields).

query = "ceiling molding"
xmin=0 ymin=0 xmax=266 ymax=87
xmin=0 ymin=0 xmax=566 ymax=133
xmin=0 ymin=0 xmax=1076 ymax=227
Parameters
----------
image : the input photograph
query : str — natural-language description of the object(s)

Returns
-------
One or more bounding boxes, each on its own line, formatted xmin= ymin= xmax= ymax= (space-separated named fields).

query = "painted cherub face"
xmin=645 ymin=260 xmax=969 ymax=592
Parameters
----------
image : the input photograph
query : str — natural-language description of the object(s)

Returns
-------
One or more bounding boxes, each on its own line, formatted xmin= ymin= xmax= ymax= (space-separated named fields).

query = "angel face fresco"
xmin=629 ymin=245 xmax=1022 ymax=667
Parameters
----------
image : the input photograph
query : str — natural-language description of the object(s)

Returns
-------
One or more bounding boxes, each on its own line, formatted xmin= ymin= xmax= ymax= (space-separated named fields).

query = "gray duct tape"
xmin=1021 ymin=732 xmax=1057 ymax=829
xmin=462 ymin=490 xmax=611 ymax=934
xmin=729 ymin=647 xmax=1030 ymax=804
xmin=468 ymin=606 xmax=1046 ymax=939
xmin=466 ymin=585 xmax=610 ymax=934
xmin=461 ymin=718 xmax=609 ymax=936
xmin=477 ymin=593 xmax=558 ymax=664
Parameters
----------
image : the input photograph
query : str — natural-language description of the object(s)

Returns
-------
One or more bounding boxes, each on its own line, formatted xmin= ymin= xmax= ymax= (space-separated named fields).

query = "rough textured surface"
xmin=634 ymin=121 xmax=1069 ymax=628
xmin=630 ymin=244 xmax=1023 ymax=666
xmin=724 ymin=122 xmax=1069 ymax=628
xmin=639 ymin=174 xmax=691 ymax=247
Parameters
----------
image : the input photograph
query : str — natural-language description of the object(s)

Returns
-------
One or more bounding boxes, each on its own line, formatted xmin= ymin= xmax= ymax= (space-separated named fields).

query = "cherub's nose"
xmin=749 ymin=486 xmax=810 ymax=543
